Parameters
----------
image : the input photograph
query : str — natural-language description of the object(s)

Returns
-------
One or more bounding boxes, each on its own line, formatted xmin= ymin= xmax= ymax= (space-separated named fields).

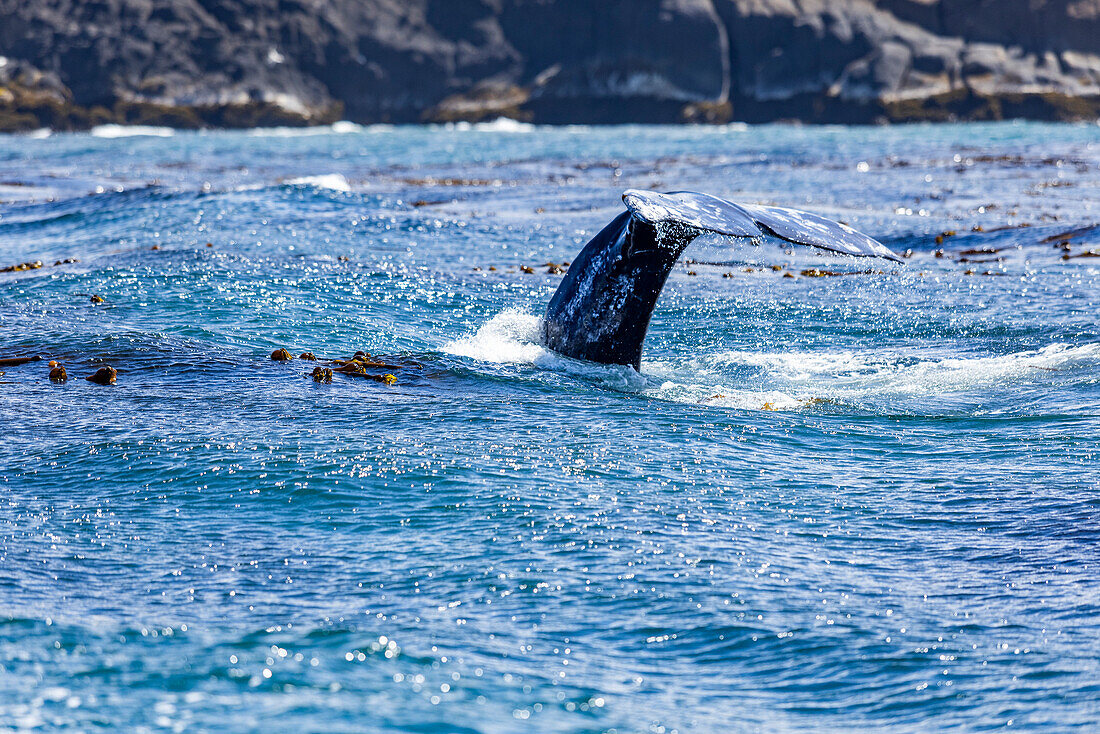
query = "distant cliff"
xmin=3 ymin=0 xmax=1100 ymax=131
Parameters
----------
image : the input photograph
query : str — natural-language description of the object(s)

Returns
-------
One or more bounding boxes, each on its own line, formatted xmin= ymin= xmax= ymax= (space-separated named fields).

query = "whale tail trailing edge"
xmin=622 ymin=190 xmax=903 ymax=262
xmin=542 ymin=190 xmax=902 ymax=369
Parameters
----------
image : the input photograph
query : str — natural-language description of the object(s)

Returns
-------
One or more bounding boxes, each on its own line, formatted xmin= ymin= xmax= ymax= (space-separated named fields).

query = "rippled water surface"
xmin=1 ymin=121 xmax=1099 ymax=732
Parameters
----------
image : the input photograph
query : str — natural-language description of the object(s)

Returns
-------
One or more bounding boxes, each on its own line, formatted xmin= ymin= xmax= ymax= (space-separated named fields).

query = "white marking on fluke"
xmin=622 ymin=189 xmax=902 ymax=261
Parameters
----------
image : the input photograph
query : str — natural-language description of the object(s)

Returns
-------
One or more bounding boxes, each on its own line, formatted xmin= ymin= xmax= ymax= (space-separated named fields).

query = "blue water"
xmin=1 ymin=120 xmax=1098 ymax=732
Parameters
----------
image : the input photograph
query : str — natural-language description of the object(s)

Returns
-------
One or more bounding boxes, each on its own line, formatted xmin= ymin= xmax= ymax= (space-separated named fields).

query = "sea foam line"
xmin=701 ymin=342 xmax=1100 ymax=396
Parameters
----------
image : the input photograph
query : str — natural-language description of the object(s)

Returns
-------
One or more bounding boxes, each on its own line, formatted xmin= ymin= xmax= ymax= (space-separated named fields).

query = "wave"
xmin=651 ymin=343 xmax=1099 ymax=412
xmin=648 ymin=379 xmax=811 ymax=410
xmin=283 ymin=173 xmax=351 ymax=192
xmin=443 ymin=118 xmax=537 ymax=133
xmin=244 ymin=121 xmax=385 ymax=137
xmin=443 ymin=309 xmax=644 ymax=390
xmin=702 ymin=343 xmax=1100 ymax=397
xmin=441 ymin=311 xmax=829 ymax=409
xmin=446 ymin=311 xmax=1099 ymax=412
xmin=316 ymin=120 xmax=365 ymax=134
xmin=90 ymin=124 xmax=175 ymax=138
xmin=0 ymin=184 xmax=174 ymax=229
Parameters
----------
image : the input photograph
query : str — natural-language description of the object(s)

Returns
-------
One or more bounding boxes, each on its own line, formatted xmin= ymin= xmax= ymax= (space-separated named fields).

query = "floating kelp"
xmin=0 ymin=355 xmax=42 ymax=367
xmin=0 ymin=261 xmax=43 ymax=272
xmin=86 ymin=366 xmax=117 ymax=385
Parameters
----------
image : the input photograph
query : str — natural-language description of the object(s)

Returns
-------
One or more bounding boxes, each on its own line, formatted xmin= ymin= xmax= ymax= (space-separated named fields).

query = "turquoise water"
xmin=1 ymin=121 xmax=1098 ymax=732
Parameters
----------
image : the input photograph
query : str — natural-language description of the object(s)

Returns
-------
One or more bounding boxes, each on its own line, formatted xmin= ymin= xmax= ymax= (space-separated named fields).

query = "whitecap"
xmin=477 ymin=118 xmax=536 ymax=132
xmin=330 ymin=120 xmax=363 ymax=134
xmin=284 ymin=173 xmax=351 ymax=192
xmin=443 ymin=118 xmax=536 ymax=133
xmin=247 ymin=126 xmax=325 ymax=138
xmin=91 ymin=124 xmax=175 ymax=138
xmin=246 ymin=121 xmax=373 ymax=137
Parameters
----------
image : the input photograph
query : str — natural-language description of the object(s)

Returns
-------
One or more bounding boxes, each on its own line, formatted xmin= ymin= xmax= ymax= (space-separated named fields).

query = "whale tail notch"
xmin=542 ymin=190 xmax=902 ymax=369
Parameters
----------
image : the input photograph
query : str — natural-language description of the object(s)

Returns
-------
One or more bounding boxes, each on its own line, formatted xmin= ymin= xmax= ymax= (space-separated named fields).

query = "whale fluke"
xmin=622 ymin=190 xmax=903 ymax=263
xmin=542 ymin=190 xmax=902 ymax=370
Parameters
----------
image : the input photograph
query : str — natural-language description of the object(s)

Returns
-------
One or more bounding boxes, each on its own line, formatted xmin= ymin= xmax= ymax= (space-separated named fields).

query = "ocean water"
xmin=0 ymin=120 xmax=1098 ymax=732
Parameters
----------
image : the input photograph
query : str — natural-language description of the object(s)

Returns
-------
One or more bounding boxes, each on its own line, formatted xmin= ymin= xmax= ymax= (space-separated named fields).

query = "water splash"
xmin=443 ymin=309 xmax=548 ymax=364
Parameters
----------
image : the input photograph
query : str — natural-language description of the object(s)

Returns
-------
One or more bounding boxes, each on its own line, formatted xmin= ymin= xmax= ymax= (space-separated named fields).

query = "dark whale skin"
xmin=542 ymin=211 xmax=699 ymax=370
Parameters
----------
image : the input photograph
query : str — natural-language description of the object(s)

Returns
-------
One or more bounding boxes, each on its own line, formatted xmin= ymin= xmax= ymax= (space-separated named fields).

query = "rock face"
xmin=716 ymin=0 xmax=1100 ymax=122
xmin=2 ymin=0 xmax=1100 ymax=130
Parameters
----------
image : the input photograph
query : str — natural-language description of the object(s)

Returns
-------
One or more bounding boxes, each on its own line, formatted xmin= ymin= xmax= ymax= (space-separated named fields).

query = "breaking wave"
xmin=283 ymin=173 xmax=351 ymax=191
xmin=90 ymin=124 xmax=175 ymax=138
xmin=442 ymin=118 xmax=537 ymax=133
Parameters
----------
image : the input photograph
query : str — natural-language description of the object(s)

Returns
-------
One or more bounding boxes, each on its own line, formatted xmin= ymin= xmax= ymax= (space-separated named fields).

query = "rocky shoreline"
xmin=3 ymin=0 xmax=1100 ymax=132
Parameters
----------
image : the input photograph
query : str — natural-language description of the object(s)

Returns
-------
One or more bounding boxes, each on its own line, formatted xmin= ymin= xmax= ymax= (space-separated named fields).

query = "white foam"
xmin=444 ymin=310 xmax=645 ymax=390
xmin=285 ymin=173 xmax=350 ymax=192
xmin=91 ymin=124 xmax=175 ymax=138
xmin=330 ymin=120 xmax=363 ymax=134
xmin=445 ymin=313 xmax=1099 ymax=412
xmin=246 ymin=121 xmax=372 ymax=137
xmin=638 ymin=343 xmax=1100 ymax=411
xmin=26 ymin=128 xmax=52 ymax=139
xmin=444 ymin=118 xmax=536 ymax=133
xmin=704 ymin=343 xmax=1100 ymax=399
xmin=885 ymin=343 xmax=1098 ymax=395
xmin=444 ymin=309 xmax=548 ymax=364
xmin=650 ymin=378 xmax=807 ymax=411
xmin=704 ymin=349 xmax=880 ymax=379
xmin=639 ymin=358 xmax=807 ymax=410
xmin=248 ymin=126 xmax=323 ymax=137
xmin=478 ymin=118 xmax=536 ymax=132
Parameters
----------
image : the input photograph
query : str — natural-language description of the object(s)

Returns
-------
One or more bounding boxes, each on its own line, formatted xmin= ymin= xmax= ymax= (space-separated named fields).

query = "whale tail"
xmin=542 ymin=190 xmax=902 ymax=370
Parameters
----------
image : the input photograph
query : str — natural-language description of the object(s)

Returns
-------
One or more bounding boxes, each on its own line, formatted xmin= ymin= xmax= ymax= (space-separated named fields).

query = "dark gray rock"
xmin=1 ymin=0 xmax=1099 ymax=129
xmin=715 ymin=0 xmax=1100 ymax=122
xmin=500 ymin=0 xmax=729 ymax=122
